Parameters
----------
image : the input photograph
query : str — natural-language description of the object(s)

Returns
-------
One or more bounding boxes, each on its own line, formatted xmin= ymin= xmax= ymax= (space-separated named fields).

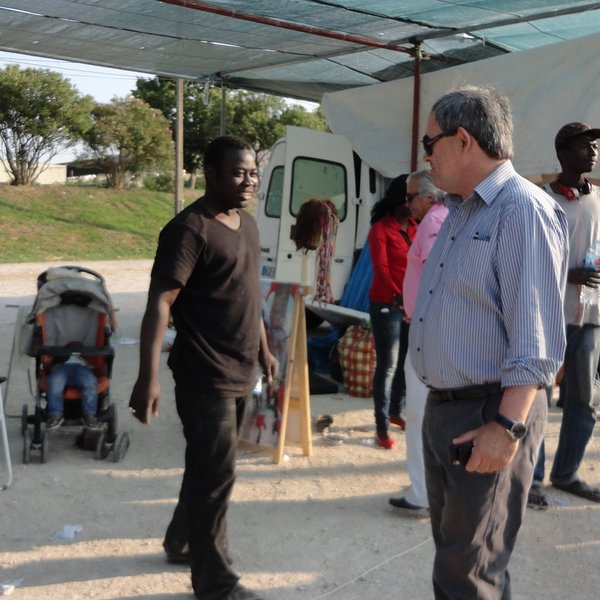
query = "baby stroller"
xmin=20 ymin=266 xmax=129 ymax=463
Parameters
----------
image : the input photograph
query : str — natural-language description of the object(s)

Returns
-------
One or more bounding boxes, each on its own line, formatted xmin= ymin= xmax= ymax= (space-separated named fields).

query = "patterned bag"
xmin=337 ymin=322 xmax=376 ymax=398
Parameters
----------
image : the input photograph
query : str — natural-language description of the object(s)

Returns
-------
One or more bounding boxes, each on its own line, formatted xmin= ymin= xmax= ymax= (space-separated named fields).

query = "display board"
xmin=239 ymin=280 xmax=312 ymax=463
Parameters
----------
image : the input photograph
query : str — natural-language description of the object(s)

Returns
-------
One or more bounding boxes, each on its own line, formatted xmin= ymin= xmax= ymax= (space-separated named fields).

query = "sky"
xmin=0 ymin=50 xmax=317 ymax=163
xmin=0 ymin=50 xmax=154 ymax=162
xmin=0 ymin=50 xmax=152 ymax=102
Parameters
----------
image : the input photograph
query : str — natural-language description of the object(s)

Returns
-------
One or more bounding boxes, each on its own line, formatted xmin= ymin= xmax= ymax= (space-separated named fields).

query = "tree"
xmin=133 ymin=78 xmax=220 ymax=185
xmin=81 ymin=97 xmax=173 ymax=189
xmin=0 ymin=65 xmax=92 ymax=185
xmin=133 ymin=78 xmax=328 ymax=183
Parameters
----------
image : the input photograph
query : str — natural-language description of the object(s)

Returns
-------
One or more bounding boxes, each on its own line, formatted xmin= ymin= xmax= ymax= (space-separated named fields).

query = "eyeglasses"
xmin=422 ymin=128 xmax=458 ymax=156
xmin=406 ymin=192 xmax=420 ymax=202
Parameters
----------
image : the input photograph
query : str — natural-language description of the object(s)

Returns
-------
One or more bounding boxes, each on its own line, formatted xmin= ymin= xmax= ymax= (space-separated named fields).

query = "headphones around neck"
xmin=552 ymin=178 xmax=592 ymax=200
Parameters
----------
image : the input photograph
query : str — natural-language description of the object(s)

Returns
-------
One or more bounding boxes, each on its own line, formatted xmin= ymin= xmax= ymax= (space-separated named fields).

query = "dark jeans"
xmin=164 ymin=386 xmax=246 ymax=599
xmin=369 ymin=301 xmax=408 ymax=436
xmin=422 ymin=387 xmax=546 ymax=600
xmin=551 ymin=324 xmax=600 ymax=485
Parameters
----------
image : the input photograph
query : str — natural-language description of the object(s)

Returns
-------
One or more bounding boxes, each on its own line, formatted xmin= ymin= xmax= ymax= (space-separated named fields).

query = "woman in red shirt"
xmin=368 ymin=175 xmax=417 ymax=449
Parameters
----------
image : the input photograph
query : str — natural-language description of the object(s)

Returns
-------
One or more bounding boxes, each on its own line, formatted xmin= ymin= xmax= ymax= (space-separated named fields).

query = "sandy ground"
xmin=0 ymin=260 xmax=599 ymax=600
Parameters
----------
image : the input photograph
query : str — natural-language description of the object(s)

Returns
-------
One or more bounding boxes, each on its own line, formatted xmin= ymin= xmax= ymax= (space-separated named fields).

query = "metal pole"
xmin=175 ymin=78 xmax=184 ymax=215
xmin=159 ymin=0 xmax=413 ymax=54
xmin=220 ymin=83 xmax=226 ymax=136
xmin=410 ymin=45 xmax=422 ymax=172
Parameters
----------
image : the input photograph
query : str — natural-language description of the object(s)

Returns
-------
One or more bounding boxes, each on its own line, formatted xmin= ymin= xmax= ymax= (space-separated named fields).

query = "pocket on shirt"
xmin=447 ymin=237 xmax=495 ymax=295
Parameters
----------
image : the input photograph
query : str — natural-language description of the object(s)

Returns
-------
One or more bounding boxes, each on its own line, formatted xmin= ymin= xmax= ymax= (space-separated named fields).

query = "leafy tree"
xmin=133 ymin=78 xmax=327 ymax=183
xmin=0 ymin=65 xmax=92 ymax=185
xmin=81 ymin=97 xmax=173 ymax=189
xmin=133 ymin=78 xmax=219 ymax=185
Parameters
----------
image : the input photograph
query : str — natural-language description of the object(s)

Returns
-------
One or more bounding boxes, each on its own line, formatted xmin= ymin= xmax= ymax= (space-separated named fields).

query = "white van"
xmin=255 ymin=126 xmax=392 ymax=322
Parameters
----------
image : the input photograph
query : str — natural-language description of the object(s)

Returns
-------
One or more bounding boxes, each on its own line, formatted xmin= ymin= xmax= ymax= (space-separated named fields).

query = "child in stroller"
xmin=19 ymin=266 xmax=129 ymax=462
xmin=45 ymin=340 xmax=103 ymax=431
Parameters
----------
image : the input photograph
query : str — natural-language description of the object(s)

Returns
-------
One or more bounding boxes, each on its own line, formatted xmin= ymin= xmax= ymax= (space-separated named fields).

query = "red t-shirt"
xmin=368 ymin=214 xmax=417 ymax=304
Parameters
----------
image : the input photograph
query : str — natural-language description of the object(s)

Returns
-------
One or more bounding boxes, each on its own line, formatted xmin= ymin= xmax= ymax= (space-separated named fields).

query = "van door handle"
xmin=260 ymin=247 xmax=270 ymax=253
xmin=334 ymin=258 xmax=344 ymax=263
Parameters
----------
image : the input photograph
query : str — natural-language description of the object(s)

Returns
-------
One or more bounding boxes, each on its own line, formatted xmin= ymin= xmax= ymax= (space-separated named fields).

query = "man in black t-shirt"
xmin=130 ymin=136 xmax=277 ymax=600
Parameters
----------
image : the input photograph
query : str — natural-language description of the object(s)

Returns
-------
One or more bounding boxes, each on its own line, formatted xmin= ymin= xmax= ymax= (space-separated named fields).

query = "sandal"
xmin=315 ymin=414 xmax=334 ymax=433
xmin=552 ymin=479 xmax=600 ymax=503
xmin=527 ymin=485 xmax=549 ymax=510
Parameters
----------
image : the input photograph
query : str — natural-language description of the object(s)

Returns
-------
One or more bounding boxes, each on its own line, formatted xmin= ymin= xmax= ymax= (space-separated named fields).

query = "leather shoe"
xmin=552 ymin=479 xmax=600 ymax=503
xmin=227 ymin=583 xmax=263 ymax=600
xmin=163 ymin=541 xmax=190 ymax=564
xmin=388 ymin=496 xmax=429 ymax=517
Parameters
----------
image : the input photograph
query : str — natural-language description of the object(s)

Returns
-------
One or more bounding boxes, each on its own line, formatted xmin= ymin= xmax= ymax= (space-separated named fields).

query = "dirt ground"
xmin=0 ymin=260 xmax=599 ymax=600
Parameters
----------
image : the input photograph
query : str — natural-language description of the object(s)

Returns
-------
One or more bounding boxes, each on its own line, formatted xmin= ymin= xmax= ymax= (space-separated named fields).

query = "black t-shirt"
xmin=151 ymin=199 xmax=261 ymax=396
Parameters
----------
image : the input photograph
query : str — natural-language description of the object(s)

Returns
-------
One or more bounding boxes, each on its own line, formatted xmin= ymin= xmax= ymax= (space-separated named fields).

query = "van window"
xmin=290 ymin=157 xmax=347 ymax=221
xmin=265 ymin=166 xmax=284 ymax=217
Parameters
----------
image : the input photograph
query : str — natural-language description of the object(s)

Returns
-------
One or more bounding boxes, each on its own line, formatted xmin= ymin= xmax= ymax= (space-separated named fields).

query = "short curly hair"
xmin=203 ymin=135 xmax=254 ymax=173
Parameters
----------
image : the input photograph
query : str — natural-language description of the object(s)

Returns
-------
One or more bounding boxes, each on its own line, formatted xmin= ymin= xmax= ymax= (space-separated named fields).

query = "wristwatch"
xmin=494 ymin=414 xmax=527 ymax=440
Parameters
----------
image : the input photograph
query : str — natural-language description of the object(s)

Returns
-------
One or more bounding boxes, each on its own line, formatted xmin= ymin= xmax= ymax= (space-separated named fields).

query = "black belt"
xmin=428 ymin=383 xmax=502 ymax=403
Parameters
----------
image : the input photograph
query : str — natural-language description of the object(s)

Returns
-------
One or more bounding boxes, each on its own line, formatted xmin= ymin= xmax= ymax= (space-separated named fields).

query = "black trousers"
xmin=422 ymin=387 xmax=546 ymax=600
xmin=164 ymin=385 xmax=247 ymax=599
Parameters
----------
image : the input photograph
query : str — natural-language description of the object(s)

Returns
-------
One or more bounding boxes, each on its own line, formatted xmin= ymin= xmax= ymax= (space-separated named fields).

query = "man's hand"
xmin=128 ymin=378 xmax=160 ymax=425
xmin=259 ymin=350 xmax=279 ymax=385
xmin=568 ymin=267 xmax=600 ymax=287
xmin=452 ymin=421 xmax=518 ymax=473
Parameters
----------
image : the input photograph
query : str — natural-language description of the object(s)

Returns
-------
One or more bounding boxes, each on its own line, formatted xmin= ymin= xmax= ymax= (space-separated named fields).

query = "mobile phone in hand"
xmin=449 ymin=442 xmax=474 ymax=467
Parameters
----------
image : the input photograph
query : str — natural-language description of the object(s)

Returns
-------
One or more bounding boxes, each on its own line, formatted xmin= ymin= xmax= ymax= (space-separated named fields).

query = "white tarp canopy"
xmin=322 ymin=32 xmax=600 ymax=179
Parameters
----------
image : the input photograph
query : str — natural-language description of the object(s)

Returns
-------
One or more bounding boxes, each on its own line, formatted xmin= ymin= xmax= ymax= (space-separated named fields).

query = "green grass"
xmin=0 ymin=183 xmax=202 ymax=262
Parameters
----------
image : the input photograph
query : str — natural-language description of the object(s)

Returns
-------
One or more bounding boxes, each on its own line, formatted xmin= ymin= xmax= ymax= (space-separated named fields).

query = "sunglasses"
xmin=422 ymin=128 xmax=458 ymax=156
xmin=406 ymin=192 xmax=420 ymax=202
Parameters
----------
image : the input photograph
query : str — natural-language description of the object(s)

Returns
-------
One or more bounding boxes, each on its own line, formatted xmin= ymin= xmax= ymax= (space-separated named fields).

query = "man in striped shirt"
xmin=409 ymin=86 xmax=568 ymax=599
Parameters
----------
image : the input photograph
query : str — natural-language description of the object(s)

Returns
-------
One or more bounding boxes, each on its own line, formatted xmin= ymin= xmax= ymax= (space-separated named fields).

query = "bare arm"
xmin=129 ymin=278 xmax=181 ymax=425
xmin=258 ymin=318 xmax=279 ymax=384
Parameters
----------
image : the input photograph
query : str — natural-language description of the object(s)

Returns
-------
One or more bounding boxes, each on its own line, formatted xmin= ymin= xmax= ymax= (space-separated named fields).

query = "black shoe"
xmin=82 ymin=413 xmax=103 ymax=430
xmin=552 ymin=479 xmax=600 ymax=503
xmin=388 ymin=496 xmax=430 ymax=517
xmin=527 ymin=484 xmax=549 ymax=510
xmin=163 ymin=541 xmax=190 ymax=564
xmin=227 ymin=583 xmax=263 ymax=600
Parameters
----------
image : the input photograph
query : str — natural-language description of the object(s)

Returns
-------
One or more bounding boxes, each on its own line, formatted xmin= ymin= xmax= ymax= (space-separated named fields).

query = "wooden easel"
xmin=273 ymin=286 xmax=312 ymax=464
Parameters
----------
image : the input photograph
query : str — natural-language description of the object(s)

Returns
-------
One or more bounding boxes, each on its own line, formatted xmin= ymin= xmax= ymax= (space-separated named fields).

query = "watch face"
xmin=511 ymin=423 xmax=527 ymax=440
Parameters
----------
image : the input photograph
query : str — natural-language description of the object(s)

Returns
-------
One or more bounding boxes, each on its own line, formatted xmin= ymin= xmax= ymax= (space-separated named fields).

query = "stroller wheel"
xmin=95 ymin=430 xmax=110 ymax=460
xmin=112 ymin=431 xmax=130 ymax=462
xmin=23 ymin=429 xmax=32 ymax=464
xmin=40 ymin=430 xmax=49 ymax=464
xmin=21 ymin=404 xmax=29 ymax=435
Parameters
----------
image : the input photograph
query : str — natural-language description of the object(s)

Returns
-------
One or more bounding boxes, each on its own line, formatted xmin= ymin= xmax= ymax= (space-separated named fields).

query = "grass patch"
xmin=0 ymin=183 xmax=201 ymax=262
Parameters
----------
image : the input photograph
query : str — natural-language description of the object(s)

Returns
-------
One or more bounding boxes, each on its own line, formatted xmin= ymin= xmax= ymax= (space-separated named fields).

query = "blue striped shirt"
xmin=409 ymin=161 xmax=568 ymax=390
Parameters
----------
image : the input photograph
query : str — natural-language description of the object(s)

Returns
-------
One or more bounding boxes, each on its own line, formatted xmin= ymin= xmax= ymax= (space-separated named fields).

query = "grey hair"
xmin=431 ymin=85 xmax=513 ymax=160
xmin=407 ymin=169 xmax=446 ymax=203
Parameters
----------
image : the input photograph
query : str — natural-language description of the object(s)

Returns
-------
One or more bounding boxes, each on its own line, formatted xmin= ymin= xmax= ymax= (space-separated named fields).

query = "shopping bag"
xmin=337 ymin=322 xmax=375 ymax=398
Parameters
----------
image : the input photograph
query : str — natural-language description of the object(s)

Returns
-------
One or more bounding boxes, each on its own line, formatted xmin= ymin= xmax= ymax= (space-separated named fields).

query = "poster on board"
xmin=239 ymin=280 xmax=300 ymax=448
